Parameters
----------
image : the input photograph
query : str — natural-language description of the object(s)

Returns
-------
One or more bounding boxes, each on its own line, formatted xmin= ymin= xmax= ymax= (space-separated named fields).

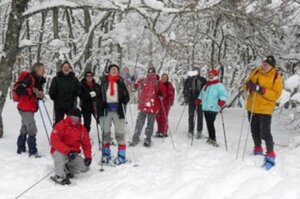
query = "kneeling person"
xmin=50 ymin=108 xmax=92 ymax=185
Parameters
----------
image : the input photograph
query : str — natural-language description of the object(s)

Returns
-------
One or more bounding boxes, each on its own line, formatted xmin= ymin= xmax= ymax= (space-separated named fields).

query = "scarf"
xmin=108 ymin=75 xmax=119 ymax=96
xmin=204 ymin=80 xmax=219 ymax=91
xmin=192 ymin=78 xmax=202 ymax=93
xmin=86 ymin=80 xmax=94 ymax=89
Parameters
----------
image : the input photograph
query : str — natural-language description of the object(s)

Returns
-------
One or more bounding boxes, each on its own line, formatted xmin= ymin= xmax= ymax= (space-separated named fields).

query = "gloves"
xmin=68 ymin=152 xmax=77 ymax=160
xmin=246 ymin=81 xmax=266 ymax=95
xmin=131 ymin=76 xmax=135 ymax=82
xmin=194 ymin=99 xmax=201 ymax=106
xmin=158 ymin=90 xmax=163 ymax=97
xmin=218 ymin=100 xmax=226 ymax=108
xmin=33 ymin=88 xmax=44 ymax=99
xmin=84 ymin=158 xmax=92 ymax=166
xmin=90 ymin=91 xmax=96 ymax=98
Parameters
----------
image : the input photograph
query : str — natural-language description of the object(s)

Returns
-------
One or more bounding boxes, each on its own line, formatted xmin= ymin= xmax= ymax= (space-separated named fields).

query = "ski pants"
xmin=204 ymin=111 xmax=218 ymax=141
xmin=82 ymin=110 xmax=95 ymax=133
xmin=101 ymin=111 xmax=126 ymax=145
xmin=188 ymin=102 xmax=203 ymax=133
xmin=18 ymin=110 xmax=37 ymax=136
xmin=248 ymin=112 xmax=274 ymax=152
xmin=156 ymin=104 xmax=170 ymax=134
xmin=52 ymin=151 xmax=88 ymax=177
xmin=132 ymin=111 xmax=156 ymax=141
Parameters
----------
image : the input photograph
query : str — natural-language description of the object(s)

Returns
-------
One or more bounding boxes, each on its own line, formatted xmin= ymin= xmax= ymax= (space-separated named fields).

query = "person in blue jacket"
xmin=195 ymin=69 xmax=228 ymax=147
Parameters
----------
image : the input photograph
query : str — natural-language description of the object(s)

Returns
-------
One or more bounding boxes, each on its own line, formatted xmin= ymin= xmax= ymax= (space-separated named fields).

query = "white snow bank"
xmin=19 ymin=39 xmax=33 ymax=48
xmin=285 ymin=74 xmax=300 ymax=92
xmin=49 ymin=39 xmax=65 ymax=48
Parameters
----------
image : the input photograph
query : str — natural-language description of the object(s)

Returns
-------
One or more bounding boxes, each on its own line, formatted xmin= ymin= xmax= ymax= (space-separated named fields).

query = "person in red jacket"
xmin=130 ymin=67 xmax=161 ymax=147
xmin=156 ymin=73 xmax=175 ymax=137
xmin=50 ymin=108 xmax=92 ymax=185
xmin=16 ymin=62 xmax=46 ymax=157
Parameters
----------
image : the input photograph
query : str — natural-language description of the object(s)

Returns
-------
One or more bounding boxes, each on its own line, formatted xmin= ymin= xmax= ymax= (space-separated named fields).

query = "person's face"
xmin=110 ymin=67 xmax=119 ymax=76
xmin=70 ymin=116 xmax=80 ymax=126
xmin=86 ymin=73 xmax=93 ymax=81
xmin=36 ymin=66 xmax=45 ymax=77
xmin=62 ymin=64 xmax=71 ymax=75
xmin=161 ymin=74 xmax=168 ymax=83
xmin=262 ymin=61 xmax=272 ymax=72
xmin=208 ymin=72 xmax=215 ymax=80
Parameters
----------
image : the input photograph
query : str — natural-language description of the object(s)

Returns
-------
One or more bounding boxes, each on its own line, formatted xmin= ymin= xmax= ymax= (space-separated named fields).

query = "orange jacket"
xmin=243 ymin=67 xmax=283 ymax=115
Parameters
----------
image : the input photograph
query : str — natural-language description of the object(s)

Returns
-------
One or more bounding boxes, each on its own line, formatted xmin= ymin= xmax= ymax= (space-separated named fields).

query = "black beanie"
xmin=147 ymin=67 xmax=156 ymax=73
xmin=68 ymin=108 xmax=82 ymax=118
xmin=263 ymin=56 xmax=276 ymax=67
xmin=108 ymin=64 xmax=119 ymax=72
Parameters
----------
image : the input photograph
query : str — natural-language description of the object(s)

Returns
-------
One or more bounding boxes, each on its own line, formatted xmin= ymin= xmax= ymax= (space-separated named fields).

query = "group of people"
xmin=12 ymin=55 xmax=283 ymax=185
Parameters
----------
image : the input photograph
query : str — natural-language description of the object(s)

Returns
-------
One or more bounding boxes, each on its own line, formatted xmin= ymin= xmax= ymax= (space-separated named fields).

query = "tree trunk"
xmin=37 ymin=11 xmax=47 ymax=62
xmin=0 ymin=0 xmax=30 ymax=138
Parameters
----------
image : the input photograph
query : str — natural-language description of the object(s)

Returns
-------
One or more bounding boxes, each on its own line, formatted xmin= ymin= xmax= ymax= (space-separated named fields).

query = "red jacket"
xmin=17 ymin=74 xmax=38 ymax=112
xmin=158 ymin=81 xmax=175 ymax=108
xmin=50 ymin=117 xmax=92 ymax=159
xmin=135 ymin=74 xmax=160 ymax=114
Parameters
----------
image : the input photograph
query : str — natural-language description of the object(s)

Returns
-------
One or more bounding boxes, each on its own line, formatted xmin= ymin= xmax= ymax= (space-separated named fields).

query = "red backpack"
xmin=11 ymin=71 xmax=34 ymax=102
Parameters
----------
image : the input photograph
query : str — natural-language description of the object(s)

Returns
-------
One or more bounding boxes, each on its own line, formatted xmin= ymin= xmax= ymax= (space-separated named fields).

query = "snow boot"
xmin=129 ymin=138 xmax=140 ymax=147
xmin=206 ymin=138 xmax=213 ymax=144
xmin=17 ymin=134 xmax=27 ymax=154
xmin=156 ymin=132 xmax=163 ymax=138
xmin=144 ymin=137 xmax=152 ymax=147
xmin=102 ymin=144 xmax=112 ymax=164
xmin=114 ymin=145 xmax=128 ymax=165
xmin=254 ymin=146 xmax=264 ymax=156
xmin=27 ymin=135 xmax=41 ymax=158
xmin=196 ymin=131 xmax=203 ymax=139
xmin=263 ymin=151 xmax=276 ymax=171
xmin=211 ymin=140 xmax=219 ymax=147
xmin=50 ymin=175 xmax=71 ymax=185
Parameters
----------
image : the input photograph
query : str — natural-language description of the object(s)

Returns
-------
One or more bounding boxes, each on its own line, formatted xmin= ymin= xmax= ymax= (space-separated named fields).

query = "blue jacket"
xmin=198 ymin=82 xmax=228 ymax=113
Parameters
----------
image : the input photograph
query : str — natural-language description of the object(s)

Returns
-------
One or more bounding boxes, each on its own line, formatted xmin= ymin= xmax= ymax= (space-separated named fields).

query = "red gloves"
xmin=218 ymin=100 xmax=225 ymax=107
xmin=194 ymin=99 xmax=201 ymax=106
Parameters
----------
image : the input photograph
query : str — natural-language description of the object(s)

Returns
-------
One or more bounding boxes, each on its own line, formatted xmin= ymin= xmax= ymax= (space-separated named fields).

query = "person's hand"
xmin=68 ymin=152 xmax=77 ymax=160
xmin=194 ymin=99 xmax=201 ymax=106
xmin=90 ymin=91 xmax=96 ymax=98
xmin=218 ymin=100 xmax=225 ymax=108
xmin=84 ymin=158 xmax=92 ymax=166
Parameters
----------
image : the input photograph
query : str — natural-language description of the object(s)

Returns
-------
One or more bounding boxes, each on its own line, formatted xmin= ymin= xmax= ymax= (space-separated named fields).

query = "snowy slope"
xmin=1 ymin=97 xmax=300 ymax=199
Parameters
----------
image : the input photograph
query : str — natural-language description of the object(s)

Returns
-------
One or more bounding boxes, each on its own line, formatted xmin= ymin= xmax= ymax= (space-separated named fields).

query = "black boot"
xmin=17 ymin=134 xmax=27 ymax=154
xmin=27 ymin=135 xmax=40 ymax=158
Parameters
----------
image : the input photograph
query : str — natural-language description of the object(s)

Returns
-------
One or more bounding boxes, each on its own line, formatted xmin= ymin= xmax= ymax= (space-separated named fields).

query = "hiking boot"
xmin=50 ymin=175 xmax=71 ymax=185
xmin=144 ymin=138 xmax=152 ymax=147
xmin=196 ymin=131 xmax=203 ymax=139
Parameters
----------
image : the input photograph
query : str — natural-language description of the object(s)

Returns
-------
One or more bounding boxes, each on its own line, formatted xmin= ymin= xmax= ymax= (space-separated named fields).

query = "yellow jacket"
xmin=243 ymin=67 xmax=283 ymax=115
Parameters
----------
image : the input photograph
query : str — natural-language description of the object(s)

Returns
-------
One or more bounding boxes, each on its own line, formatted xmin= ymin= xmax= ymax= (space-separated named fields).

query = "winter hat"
xmin=85 ymin=71 xmax=93 ymax=77
xmin=108 ymin=64 xmax=120 ymax=72
xmin=263 ymin=56 xmax=276 ymax=67
xmin=68 ymin=108 xmax=82 ymax=118
xmin=147 ymin=67 xmax=156 ymax=73
xmin=209 ymin=69 xmax=219 ymax=76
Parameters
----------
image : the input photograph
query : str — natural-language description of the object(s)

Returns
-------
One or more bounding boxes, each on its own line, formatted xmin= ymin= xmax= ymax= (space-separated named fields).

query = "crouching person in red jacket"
xmin=50 ymin=108 xmax=92 ymax=185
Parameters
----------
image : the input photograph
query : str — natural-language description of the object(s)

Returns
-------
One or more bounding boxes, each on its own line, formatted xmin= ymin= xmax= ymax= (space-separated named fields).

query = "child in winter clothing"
xmin=197 ymin=69 xmax=228 ymax=147
xmin=16 ymin=62 xmax=46 ymax=157
xmin=50 ymin=108 xmax=92 ymax=185
xmin=183 ymin=67 xmax=207 ymax=139
xmin=131 ymin=67 xmax=161 ymax=147
xmin=243 ymin=56 xmax=283 ymax=170
xmin=156 ymin=73 xmax=175 ymax=137
xmin=49 ymin=61 xmax=81 ymax=125
xmin=79 ymin=71 xmax=102 ymax=132
xmin=98 ymin=64 xmax=130 ymax=165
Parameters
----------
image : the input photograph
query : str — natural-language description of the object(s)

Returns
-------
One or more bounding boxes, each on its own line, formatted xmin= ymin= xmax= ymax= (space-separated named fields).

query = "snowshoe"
xmin=187 ymin=132 xmax=193 ymax=139
xmin=164 ymin=134 xmax=168 ymax=138
xmin=263 ymin=152 xmax=276 ymax=171
xmin=101 ymin=148 xmax=112 ymax=164
xmin=128 ymin=139 xmax=140 ymax=147
xmin=50 ymin=175 xmax=71 ymax=185
xmin=211 ymin=140 xmax=219 ymax=147
xmin=113 ymin=157 xmax=128 ymax=165
xmin=143 ymin=138 xmax=152 ymax=147
xmin=254 ymin=146 xmax=264 ymax=156
xmin=156 ymin=132 xmax=164 ymax=138
xmin=206 ymin=138 xmax=213 ymax=144
xmin=29 ymin=153 xmax=42 ymax=158
xmin=196 ymin=131 xmax=203 ymax=139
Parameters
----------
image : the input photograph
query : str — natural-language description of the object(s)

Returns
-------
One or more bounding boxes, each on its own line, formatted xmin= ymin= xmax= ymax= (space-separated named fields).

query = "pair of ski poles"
xmin=38 ymin=100 xmax=53 ymax=145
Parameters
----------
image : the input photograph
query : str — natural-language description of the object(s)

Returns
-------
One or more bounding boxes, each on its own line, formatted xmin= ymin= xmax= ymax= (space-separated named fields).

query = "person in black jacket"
xmin=98 ymin=64 xmax=130 ymax=165
xmin=79 ymin=71 xmax=102 ymax=132
xmin=183 ymin=67 xmax=207 ymax=139
xmin=49 ymin=61 xmax=81 ymax=125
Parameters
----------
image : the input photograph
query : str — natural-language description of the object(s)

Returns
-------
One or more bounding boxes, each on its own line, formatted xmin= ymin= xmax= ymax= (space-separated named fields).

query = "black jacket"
xmin=79 ymin=78 xmax=102 ymax=114
xmin=16 ymin=72 xmax=46 ymax=96
xmin=183 ymin=76 xmax=207 ymax=103
xmin=98 ymin=76 xmax=130 ymax=119
xmin=49 ymin=71 xmax=81 ymax=110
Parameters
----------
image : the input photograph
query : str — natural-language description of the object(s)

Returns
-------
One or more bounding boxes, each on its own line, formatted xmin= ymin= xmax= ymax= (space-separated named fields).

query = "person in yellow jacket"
xmin=243 ymin=55 xmax=283 ymax=170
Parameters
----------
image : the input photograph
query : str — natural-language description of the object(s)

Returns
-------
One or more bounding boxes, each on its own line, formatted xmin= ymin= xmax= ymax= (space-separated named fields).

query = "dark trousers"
xmin=82 ymin=110 xmax=95 ymax=133
xmin=54 ymin=109 xmax=69 ymax=125
xmin=204 ymin=111 xmax=218 ymax=141
xmin=248 ymin=112 xmax=274 ymax=152
xmin=188 ymin=102 xmax=203 ymax=133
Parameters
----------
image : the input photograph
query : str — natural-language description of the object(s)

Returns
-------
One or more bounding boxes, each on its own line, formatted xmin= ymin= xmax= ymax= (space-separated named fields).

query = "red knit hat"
xmin=209 ymin=69 xmax=219 ymax=76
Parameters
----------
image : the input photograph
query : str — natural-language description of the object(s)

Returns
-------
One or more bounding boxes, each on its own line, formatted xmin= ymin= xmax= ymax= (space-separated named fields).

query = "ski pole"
xmin=99 ymin=109 xmax=106 ymax=172
xmin=122 ymin=104 xmax=139 ymax=167
xmin=236 ymin=109 xmax=246 ymax=160
xmin=15 ymin=159 xmax=69 ymax=199
xmin=159 ymin=98 xmax=176 ymax=150
xmin=174 ymin=104 xmax=187 ymax=135
xmin=220 ymin=110 xmax=228 ymax=151
xmin=38 ymin=106 xmax=51 ymax=145
xmin=191 ymin=108 xmax=196 ymax=147
xmin=92 ymin=101 xmax=102 ymax=151
xmin=242 ymin=92 xmax=257 ymax=161
xmin=42 ymin=100 xmax=53 ymax=126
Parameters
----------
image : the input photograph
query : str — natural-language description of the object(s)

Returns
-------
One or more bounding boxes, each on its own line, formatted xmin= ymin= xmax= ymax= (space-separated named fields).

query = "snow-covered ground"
xmin=1 ymin=97 xmax=300 ymax=199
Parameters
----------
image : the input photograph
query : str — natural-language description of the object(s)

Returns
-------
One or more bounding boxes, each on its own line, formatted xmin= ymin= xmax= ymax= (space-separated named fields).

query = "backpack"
xmin=253 ymin=68 xmax=279 ymax=87
xmin=11 ymin=71 xmax=34 ymax=102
